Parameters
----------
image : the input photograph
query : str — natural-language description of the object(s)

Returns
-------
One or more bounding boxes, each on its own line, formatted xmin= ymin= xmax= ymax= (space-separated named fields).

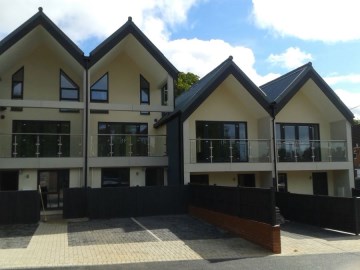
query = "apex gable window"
xmin=161 ymin=83 xmax=168 ymax=106
xmin=60 ymin=70 xmax=79 ymax=101
xmin=12 ymin=67 xmax=24 ymax=99
xmin=91 ymin=73 xmax=108 ymax=102
xmin=140 ymin=75 xmax=150 ymax=115
xmin=11 ymin=67 xmax=24 ymax=111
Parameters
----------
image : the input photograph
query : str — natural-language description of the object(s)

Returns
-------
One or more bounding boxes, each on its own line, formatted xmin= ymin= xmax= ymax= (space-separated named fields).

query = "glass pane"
xmin=223 ymin=124 xmax=235 ymax=139
xmin=61 ymin=73 xmax=77 ymax=89
xmin=91 ymin=74 xmax=108 ymax=90
xmin=141 ymin=89 xmax=149 ymax=103
xmin=61 ymin=89 xmax=78 ymax=100
xmin=91 ymin=90 xmax=107 ymax=101
xmin=13 ymin=82 xmax=23 ymax=97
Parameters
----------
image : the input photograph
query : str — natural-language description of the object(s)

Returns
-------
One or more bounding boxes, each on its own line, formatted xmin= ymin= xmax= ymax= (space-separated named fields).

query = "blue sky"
xmin=1 ymin=0 xmax=359 ymax=118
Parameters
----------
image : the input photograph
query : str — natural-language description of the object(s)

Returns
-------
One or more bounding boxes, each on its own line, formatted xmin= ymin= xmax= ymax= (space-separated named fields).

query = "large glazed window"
xmin=276 ymin=123 xmax=320 ymax=162
xmin=12 ymin=120 xmax=70 ymax=157
xmin=98 ymin=122 xmax=148 ymax=157
xmin=60 ymin=70 xmax=79 ymax=101
xmin=102 ymin=168 xmax=130 ymax=187
xmin=195 ymin=121 xmax=248 ymax=162
xmin=91 ymin=73 xmax=108 ymax=102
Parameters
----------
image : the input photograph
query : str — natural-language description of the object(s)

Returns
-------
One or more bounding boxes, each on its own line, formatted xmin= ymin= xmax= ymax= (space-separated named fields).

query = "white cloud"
xmin=324 ymin=74 xmax=360 ymax=85
xmin=334 ymin=89 xmax=360 ymax=119
xmin=252 ymin=0 xmax=360 ymax=42
xmin=0 ymin=0 xmax=276 ymax=86
xmin=267 ymin=47 xmax=313 ymax=69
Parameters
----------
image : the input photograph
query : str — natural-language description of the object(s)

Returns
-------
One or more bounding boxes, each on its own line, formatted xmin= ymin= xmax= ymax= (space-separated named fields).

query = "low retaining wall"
xmin=189 ymin=205 xmax=281 ymax=254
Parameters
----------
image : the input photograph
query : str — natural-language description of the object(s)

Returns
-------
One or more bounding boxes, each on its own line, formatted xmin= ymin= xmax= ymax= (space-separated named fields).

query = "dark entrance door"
xmin=238 ymin=174 xmax=256 ymax=187
xmin=145 ymin=168 xmax=164 ymax=186
xmin=312 ymin=172 xmax=328 ymax=195
xmin=38 ymin=170 xmax=69 ymax=209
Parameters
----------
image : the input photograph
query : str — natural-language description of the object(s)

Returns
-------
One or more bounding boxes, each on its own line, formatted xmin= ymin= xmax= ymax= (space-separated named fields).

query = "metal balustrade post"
xmin=148 ymin=136 xmax=151 ymax=157
xmin=229 ymin=140 xmax=233 ymax=163
xmin=294 ymin=141 xmax=298 ymax=162
xmin=129 ymin=136 xmax=133 ymax=157
xmin=311 ymin=141 xmax=315 ymax=162
xmin=57 ymin=135 xmax=62 ymax=157
xmin=210 ymin=140 xmax=213 ymax=163
xmin=35 ymin=135 xmax=40 ymax=157
xmin=109 ymin=135 xmax=114 ymax=157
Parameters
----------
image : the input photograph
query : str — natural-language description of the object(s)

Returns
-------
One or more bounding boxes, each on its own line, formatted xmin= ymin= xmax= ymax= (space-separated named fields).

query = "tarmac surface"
xmin=0 ymin=215 xmax=360 ymax=269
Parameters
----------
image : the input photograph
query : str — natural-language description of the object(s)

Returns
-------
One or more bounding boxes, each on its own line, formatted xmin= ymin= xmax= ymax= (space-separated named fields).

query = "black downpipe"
xmin=84 ymin=58 xmax=89 ymax=188
xmin=271 ymin=102 xmax=278 ymax=191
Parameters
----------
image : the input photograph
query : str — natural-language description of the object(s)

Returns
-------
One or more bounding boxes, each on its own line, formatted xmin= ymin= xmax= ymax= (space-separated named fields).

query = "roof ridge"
xmin=261 ymin=62 xmax=312 ymax=88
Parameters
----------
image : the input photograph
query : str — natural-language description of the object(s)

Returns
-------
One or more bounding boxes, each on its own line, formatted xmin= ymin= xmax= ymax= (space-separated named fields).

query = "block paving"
xmin=0 ymin=215 xmax=359 ymax=269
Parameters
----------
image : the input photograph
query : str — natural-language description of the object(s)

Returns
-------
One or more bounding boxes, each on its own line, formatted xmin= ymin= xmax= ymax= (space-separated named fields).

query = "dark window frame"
xmin=91 ymin=73 xmax=109 ymax=103
xmin=12 ymin=67 xmax=24 ymax=99
xmin=161 ymin=83 xmax=168 ymax=106
xmin=101 ymin=168 xmax=130 ymax=187
xmin=140 ymin=75 xmax=150 ymax=115
xmin=59 ymin=69 xmax=80 ymax=101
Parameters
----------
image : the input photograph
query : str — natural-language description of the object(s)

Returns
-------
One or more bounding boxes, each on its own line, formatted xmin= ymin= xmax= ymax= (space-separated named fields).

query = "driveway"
xmin=0 ymin=215 xmax=270 ymax=269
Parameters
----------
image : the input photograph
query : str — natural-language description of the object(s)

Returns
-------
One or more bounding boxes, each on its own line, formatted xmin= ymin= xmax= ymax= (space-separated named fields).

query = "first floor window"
xmin=161 ymin=83 xmax=168 ymax=106
xmin=195 ymin=121 xmax=248 ymax=163
xmin=276 ymin=123 xmax=320 ymax=162
xmin=0 ymin=170 xmax=19 ymax=191
xmin=12 ymin=120 xmax=70 ymax=157
xmin=98 ymin=122 xmax=148 ymax=157
xmin=102 ymin=168 xmax=130 ymax=187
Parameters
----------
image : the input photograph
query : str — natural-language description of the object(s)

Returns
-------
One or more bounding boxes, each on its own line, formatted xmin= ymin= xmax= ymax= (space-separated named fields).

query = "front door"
xmin=38 ymin=170 xmax=69 ymax=209
xmin=145 ymin=168 xmax=164 ymax=186
xmin=312 ymin=172 xmax=328 ymax=195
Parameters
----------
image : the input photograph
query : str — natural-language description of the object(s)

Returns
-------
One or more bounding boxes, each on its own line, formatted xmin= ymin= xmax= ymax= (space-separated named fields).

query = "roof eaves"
xmin=0 ymin=7 xmax=85 ymax=67
xmin=89 ymin=17 xmax=178 ymax=78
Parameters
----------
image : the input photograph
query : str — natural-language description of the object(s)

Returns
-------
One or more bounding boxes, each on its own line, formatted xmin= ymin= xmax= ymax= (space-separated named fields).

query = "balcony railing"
xmin=276 ymin=140 xmax=348 ymax=162
xmin=190 ymin=139 xmax=271 ymax=163
xmin=0 ymin=133 xmax=83 ymax=158
xmin=90 ymin=134 xmax=167 ymax=157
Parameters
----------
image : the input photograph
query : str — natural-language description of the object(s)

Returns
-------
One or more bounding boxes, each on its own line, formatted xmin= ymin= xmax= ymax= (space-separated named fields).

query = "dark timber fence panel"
xmin=63 ymin=188 xmax=88 ymax=219
xmin=189 ymin=185 xmax=276 ymax=225
xmin=0 ymin=191 xmax=40 ymax=224
xmin=84 ymin=186 xmax=189 ymax=219
xmin=276 ymin=192 xmax=360 ymax=235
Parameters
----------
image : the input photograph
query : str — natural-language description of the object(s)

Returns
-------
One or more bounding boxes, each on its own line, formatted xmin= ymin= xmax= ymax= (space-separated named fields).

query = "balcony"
xmin=90 ymin=134 xmax=167 ymax=157
xmin=190 ymin=139 xmax=271 ymax=164
xmin=276 ymin=140 xmax=348 ymax=162
xmin=0 ymin=133 xmax=83 ymax=158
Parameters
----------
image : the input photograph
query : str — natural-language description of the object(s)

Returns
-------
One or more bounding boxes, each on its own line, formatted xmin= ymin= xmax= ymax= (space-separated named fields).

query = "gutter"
xmin=270 ymin=102 xmax=278 ymax=191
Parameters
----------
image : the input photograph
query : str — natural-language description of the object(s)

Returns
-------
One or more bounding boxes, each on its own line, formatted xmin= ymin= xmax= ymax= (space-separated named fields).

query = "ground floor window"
xmin=38 ymin=169 xmax=69 ymax=209
xmin=145 ymin=167 xmax=164 ymax=186
xmin=0 ymin=170 xmax=19 ymax=191
xmin=312 ymin=172 xmax=328 ymax=195
xmin=190 ymin=174 xmax=209 ymax=185
xmin=237 ymin=174 xmax=255 ymax=187
xmin=101 ymin=168 xmax=130 ymax=187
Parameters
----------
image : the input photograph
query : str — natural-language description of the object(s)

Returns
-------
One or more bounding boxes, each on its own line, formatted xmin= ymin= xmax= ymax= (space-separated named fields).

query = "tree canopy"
xmin=175 ymin=72 xmax=199 ymax=97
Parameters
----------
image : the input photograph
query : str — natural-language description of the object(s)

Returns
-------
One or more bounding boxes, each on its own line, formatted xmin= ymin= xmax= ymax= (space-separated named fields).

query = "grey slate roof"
xmin=89 ymin=17 xmax=178 ymax=78
xmin=260 ymin=62 xmax=354 ymax=122
xmin=0 ymin=7 xmax=85 ymax=66
xmin=155 ymin=56 xmax=271 ymax=127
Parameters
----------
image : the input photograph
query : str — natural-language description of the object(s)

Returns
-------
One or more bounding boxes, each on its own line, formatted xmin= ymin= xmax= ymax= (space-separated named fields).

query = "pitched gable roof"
xmin=89 ymin=17 xmax=178 ymax=78
xmin=260 ymin=63 xmax=354 ymax=122
xmin=155 ymin=56 xmax=271 ymax=127
xmin=0 ymin=7 xmax=85 ymax=66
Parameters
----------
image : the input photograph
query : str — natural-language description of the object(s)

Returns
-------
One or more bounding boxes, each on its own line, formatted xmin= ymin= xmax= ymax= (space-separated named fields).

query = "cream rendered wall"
xmin=0 ymin=44 xmax=83 ymax=101
xmin=130 ymin=167 xmax=146 ymax=186
xmin=259 ymin=171 xmax=273 ymax=188
xmin=333 ymin=170 xmax=351 ymax=197
xmin=18 ymin=169 xmax=37 ymax=190
xmin=285 ymin=171 xmax=314 ymax=195
xmin=90 ymin=53 xmax=163 ymax=106
xmin=276 ymin=91 xmax=331 ymax=140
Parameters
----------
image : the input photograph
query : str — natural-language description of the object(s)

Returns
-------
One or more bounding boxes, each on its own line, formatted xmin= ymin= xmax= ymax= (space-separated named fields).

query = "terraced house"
xmin=0 ymin=8 xmax=355 ymax=213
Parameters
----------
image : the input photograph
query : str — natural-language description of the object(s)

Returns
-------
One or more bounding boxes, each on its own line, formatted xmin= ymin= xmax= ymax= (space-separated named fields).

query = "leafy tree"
xmin=175 ymin=72 xmax=199 ymax=97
